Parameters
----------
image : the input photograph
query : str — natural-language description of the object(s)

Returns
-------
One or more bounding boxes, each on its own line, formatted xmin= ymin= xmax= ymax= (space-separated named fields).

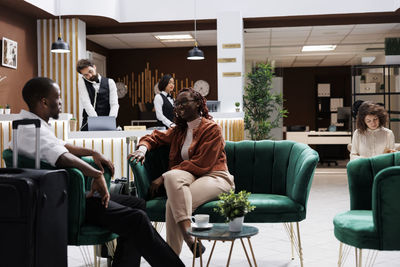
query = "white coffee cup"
xmin=191 ymin=214 xmax=209 ymax=227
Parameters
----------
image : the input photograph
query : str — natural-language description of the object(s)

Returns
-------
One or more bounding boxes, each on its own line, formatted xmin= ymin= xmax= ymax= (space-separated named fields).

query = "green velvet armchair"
xmin=130 ymin=140 xmax=319 ymax=266
xmin=2 ymin=149 xmax=118 ymax=266
xmin=333 ymin=152 xmax=400 ymax=267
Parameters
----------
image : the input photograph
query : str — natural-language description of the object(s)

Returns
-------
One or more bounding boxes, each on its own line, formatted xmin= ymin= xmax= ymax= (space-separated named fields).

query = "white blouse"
xmin=350 ymin=127 xmax=395 ymax=160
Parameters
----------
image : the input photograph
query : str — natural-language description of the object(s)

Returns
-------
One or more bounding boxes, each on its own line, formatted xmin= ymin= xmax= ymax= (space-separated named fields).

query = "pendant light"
xmin=51 ymin=16 xmax=70 ymax=53
xmin=187 ymin=0 xmax=204 ymax=60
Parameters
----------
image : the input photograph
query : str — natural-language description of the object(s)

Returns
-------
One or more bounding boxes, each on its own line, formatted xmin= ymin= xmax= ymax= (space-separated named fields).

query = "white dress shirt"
xmin=78 ymin=74 xmax=119 ymax=117
xmin=350 ymin=127 xmax=395 ymax=160
xmin=154 ymin=91 xmax=174 ymax=127
xmin=9 ymin=110 xmax=68 ymax=167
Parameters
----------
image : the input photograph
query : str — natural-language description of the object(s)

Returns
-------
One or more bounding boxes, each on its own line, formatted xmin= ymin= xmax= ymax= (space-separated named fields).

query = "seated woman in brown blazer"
xmin=129 ymin=88 xmax=235 ymax=257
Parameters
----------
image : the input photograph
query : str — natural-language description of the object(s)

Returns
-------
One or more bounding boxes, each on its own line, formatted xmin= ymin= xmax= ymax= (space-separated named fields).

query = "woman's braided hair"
xmin=174 ymin=88 xmax=212 ymax=132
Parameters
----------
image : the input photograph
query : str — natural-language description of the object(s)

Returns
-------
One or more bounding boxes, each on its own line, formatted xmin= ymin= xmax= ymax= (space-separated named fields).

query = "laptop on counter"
xmin=87 ymin=116 xmax=117 ymax=131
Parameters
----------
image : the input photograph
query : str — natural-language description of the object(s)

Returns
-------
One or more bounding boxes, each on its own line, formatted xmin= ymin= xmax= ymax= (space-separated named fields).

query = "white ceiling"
xmin=87 ymin=23 xmax=400 ymax=67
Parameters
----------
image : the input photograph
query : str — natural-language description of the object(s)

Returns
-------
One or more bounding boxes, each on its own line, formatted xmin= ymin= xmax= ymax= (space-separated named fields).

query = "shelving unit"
xmin=351 ymin=64 xmax=400 ymax=141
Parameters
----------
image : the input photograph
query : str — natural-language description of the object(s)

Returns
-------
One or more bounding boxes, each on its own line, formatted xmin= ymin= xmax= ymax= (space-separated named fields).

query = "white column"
xmin=217 ymin=11 xmax=244 ymax=113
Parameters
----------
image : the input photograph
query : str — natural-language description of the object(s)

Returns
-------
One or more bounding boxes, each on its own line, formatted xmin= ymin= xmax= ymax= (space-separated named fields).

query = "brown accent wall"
xmin=282 ymin=66 xmax=352 ymax=130
xmin=107 ymin=46 xmax=217 ymax=126
xmin=0 ymin=5 xmax=37 ymax=112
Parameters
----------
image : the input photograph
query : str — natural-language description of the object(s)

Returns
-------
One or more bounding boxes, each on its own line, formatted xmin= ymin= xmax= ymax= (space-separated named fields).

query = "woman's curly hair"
xmin=356 ymin=101 xmax=388 ymax=134
xmin=173 ymin=88 xmax=212 ymax=132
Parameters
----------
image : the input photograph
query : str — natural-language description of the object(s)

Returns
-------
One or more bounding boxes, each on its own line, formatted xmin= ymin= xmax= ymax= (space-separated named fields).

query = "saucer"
xmin=191 ymin=223 xmax=213 ymax=230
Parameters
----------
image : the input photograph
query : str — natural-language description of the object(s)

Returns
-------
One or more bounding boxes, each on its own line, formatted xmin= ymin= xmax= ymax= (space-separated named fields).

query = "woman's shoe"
xmin=189 ymin=240 xmax=206 ymax=258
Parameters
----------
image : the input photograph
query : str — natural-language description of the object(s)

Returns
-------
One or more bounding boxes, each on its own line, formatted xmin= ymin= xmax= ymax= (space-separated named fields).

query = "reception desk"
xmin=1 ymin=112 xmax=244 ymax=178
xmin=286 ymin=131 xmax=352 ymax=145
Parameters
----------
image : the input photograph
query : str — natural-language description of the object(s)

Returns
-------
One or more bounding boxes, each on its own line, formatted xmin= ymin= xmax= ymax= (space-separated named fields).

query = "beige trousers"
xmin=163 ymin=169 xmax=234 ymax=255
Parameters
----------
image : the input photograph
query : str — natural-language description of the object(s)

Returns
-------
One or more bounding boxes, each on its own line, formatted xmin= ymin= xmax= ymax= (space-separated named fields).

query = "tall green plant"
xmin=243 ymin=63 xmax=288 ymax=140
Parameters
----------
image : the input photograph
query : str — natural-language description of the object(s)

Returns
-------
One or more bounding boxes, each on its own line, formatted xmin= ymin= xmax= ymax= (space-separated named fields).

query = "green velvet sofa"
xmin=131 ymin=140 xmax=319 ymax=265
xmin=333 ymin=152 xmax=400 ymax=266
xmin=2 ymin=149 xmax=118 ymax=246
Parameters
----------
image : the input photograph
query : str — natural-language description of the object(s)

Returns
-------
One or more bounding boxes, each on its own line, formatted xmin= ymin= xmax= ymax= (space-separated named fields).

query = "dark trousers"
xmin=86 ymin=194 xmax=184 ymax=267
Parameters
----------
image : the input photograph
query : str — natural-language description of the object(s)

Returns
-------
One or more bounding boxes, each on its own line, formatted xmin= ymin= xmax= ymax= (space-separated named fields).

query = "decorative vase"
xmin=235 ymin=107 xmax=240 ymax=112
xmin=0 ymin=109 xmax=4 ymax=115
xmin=4 ymin=108 xmax=10 ymax=114
xmin=229 ymin=216 xmax=244 ymax=232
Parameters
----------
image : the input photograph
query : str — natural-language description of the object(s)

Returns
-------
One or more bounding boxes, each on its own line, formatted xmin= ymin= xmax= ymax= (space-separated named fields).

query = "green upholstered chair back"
xmin=347 ymin=152 xmax=400 ymax=210
xmin=134 ymin=140 xmax=319 ymax=209
xmin=226 ymin=140 xmax=318 ymax=207
xmin=372 ymin=166 xmax=400 ymax=249
xmin=2 ymin=148 xmax=116 ymax=246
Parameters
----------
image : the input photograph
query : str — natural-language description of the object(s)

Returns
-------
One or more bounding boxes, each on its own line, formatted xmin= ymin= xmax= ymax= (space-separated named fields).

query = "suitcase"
xmin=0 ymin=119 xmax=68 ymax=267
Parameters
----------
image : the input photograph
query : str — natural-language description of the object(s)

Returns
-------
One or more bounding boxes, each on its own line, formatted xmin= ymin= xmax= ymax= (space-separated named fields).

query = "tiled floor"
xmin=68 ymin=166 xmax=400 ymax=266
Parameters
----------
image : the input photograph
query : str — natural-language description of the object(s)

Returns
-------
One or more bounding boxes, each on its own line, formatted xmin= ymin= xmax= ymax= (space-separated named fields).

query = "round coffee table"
xmin=187 ymin=223 xmax=259 ymax=267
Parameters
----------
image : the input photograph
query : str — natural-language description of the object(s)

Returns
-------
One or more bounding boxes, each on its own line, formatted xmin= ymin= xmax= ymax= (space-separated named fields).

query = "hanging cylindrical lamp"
xmin=187 ymin=0 xmax=204 ymax=60
xmin=51 ymin=16 xmax=70 ymax=53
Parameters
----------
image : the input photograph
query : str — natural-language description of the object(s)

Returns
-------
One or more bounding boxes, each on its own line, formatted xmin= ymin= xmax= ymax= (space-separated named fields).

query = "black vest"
xmin=157 ymin=93 xmax=175 ymax=127
xmin=81 ymin=77 xmax=110 ymax=131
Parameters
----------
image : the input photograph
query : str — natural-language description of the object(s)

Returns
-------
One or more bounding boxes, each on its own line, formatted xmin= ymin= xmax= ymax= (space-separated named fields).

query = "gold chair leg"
xmin=338 ymin=242 xmax=343 ymax=267
xmin=152 ymin=221 xmax=165 ymax=233
xmin=290 ymin=223 xmax=295 ymax=260
xmin=296 ymin=222 xmax=304 ymax=267
xmin=338 ymin=242 xmax=351 ymax=267
xmin=192 ymin=237 xmax=198 ymax=267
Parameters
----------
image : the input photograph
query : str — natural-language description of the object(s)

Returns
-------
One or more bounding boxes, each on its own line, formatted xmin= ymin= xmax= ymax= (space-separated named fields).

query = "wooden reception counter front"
xmin=0 ymin=112 xmax=244 ymax=179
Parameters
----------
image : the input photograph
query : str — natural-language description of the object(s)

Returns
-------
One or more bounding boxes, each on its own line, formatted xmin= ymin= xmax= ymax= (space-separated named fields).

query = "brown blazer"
xmin=139 ymin=118 xmax=228 ymax=177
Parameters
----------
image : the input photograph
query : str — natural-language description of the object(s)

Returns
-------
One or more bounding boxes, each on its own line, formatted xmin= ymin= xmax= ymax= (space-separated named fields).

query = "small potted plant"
xmin=214 ymin=190 xmax=255 ymax=232
xmin=0 ymin=105 xmax=4 ymax=115
xmin=69 ymin=117 xmax=77 ymax=132
xmin=4 ymin=104 xmax=11 ymax=114
xmin=235 ymin=102 xmax=240 ymax=112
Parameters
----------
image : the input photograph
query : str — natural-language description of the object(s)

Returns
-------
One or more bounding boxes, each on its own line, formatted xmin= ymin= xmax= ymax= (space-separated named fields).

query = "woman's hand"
xmin=149 ymin=176 xmax=164 ymax=198
xmin=384 ymin=148 xmax=397 ymax=153
xmin=128 ymin=150 xmax=146 ymax=165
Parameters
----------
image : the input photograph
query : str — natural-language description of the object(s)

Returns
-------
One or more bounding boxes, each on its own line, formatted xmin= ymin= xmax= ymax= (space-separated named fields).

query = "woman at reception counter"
xmin=128 ymin=88 xmax=235 ymax=257
xmin=350 ymin=101 xmax=396 ymax=160
xmin=154 ymin=74 xmax=175 ymax=128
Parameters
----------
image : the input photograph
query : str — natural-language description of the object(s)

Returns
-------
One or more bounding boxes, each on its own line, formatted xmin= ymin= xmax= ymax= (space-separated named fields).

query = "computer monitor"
xmin=87 ymin=116 xmax=116 ymax=131
xmin=337 ymin=107 xmax=351 ymax=131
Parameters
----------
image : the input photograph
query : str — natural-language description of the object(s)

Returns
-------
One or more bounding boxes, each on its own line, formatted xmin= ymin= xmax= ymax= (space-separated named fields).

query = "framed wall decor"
xmin=2 ymin=37 xmax=17 ymax=69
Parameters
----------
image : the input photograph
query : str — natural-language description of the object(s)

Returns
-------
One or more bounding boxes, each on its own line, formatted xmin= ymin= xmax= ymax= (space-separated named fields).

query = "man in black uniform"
xmin=77 ymin=59 xmax=119 ymax=131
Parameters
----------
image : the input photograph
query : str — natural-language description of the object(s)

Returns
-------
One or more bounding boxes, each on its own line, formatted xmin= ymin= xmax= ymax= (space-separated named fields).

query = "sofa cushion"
xmin=334 ymin=210 xmax=379 ymax=250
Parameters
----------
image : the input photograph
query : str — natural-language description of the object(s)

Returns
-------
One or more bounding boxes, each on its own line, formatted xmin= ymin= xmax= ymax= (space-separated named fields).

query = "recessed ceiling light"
xmin=154 ymin=34 xmax=194 ymax=42
xmin=302 ymin=45 xmax=337 ymax=52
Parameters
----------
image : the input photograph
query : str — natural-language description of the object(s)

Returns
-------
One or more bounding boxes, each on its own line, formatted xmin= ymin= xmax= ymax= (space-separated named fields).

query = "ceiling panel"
xmin=87 ymin=23 xmax=400 ymax=67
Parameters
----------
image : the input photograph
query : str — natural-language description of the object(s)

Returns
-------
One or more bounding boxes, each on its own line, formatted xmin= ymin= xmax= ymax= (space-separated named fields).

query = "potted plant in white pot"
xmin=214 ymin=190 xmax=255 ymax=232
xmin=4 ymin=104 xmax=11 ymax=114
xmin=0 ymin=105 xmax=4 ymax=115
xmin=235 ymin=102 xmax=240 ymax=112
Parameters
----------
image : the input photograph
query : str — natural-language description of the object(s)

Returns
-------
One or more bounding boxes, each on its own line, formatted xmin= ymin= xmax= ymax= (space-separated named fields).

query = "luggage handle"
xmin=126 ymin=136 xmax=138 ymax=196
xmin=12 ymin=119 xmax=41 ymax=169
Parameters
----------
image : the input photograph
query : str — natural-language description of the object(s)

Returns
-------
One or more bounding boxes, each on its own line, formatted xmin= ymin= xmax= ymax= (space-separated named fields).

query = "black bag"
xmin=109 ymin=136 xmax=138 ymax=197
xmin=0 ymin=119 xmax=69 ymax=267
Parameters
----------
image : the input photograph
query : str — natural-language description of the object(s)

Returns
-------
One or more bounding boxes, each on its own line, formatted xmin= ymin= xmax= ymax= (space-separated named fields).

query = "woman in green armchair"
xmin=128 ymin=88 xmax=235 ymax=257
xmin=350 ymin=101 xmax=396 ymax=160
